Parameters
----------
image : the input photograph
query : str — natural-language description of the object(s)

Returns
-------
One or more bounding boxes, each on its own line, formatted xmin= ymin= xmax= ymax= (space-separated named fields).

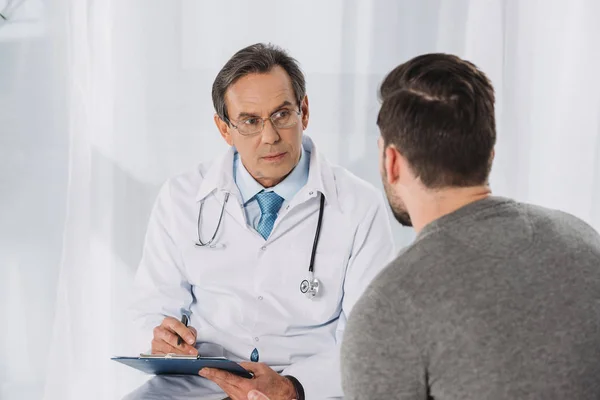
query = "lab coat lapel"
xmin=268 ymin=136 xmax=341 ymax=243
xmin=195 ymin=147 xmax=249 ymax=231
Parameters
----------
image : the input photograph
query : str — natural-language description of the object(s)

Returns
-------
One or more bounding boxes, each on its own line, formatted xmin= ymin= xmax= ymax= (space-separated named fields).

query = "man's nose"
xmin=261 ymin=119 xmax=280 ymax=144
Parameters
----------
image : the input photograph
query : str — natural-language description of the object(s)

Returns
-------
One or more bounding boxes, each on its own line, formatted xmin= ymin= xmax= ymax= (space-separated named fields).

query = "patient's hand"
xmin=151 ymin=316 xmax=198 ymax=355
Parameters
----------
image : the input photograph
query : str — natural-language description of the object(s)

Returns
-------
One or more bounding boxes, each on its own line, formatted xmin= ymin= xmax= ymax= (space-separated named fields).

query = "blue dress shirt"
xmin=233 ymin=145 xmax=310 ymax=230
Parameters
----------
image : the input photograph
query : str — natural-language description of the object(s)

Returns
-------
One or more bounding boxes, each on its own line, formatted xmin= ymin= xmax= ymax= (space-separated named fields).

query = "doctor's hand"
xmin=199 ymin=362 xmax=296 ymax=400
xmin=247 ymin=390 xmax=296 ymax=400
xmin=151 ymin=316 xmax=198 ymax=355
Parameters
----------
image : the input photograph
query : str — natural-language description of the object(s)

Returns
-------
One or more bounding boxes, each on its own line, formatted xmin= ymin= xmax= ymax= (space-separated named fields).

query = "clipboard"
xmin=111 ymin=353 xmax=253 ymax=379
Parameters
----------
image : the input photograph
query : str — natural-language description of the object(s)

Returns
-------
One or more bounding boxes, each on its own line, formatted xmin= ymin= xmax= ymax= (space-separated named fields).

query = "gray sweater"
xmin=341 ymin=197 xmax=600 ymax=399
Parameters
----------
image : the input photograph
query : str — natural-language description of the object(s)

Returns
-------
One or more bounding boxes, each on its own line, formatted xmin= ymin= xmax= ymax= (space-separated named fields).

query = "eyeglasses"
xmin=228 ymin=108 xmax=302 ymax=136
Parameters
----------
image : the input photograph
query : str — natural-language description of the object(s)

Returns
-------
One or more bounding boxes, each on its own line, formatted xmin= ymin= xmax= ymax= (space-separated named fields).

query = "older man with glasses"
xmin=124 ymin=43 xmax=395 ymax=400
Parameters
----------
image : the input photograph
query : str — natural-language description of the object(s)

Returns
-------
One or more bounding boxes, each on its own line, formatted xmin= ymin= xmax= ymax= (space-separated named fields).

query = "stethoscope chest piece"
xmin=300 ymin=277 xmax=320 ymax=299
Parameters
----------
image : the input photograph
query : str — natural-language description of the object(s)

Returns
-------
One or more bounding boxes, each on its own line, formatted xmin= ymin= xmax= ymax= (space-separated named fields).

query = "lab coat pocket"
xmin=181 ymin=240 xmax=251 ymax=292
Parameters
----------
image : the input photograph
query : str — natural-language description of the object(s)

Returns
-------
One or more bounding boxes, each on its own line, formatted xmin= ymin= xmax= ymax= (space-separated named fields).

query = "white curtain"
xmin=1 ymin=0 xmax=599 ymax=399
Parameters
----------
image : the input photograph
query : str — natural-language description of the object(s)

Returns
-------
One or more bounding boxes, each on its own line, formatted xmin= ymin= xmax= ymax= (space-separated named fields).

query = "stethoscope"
xmin=196 ymin=191 xmax=325 ymax=299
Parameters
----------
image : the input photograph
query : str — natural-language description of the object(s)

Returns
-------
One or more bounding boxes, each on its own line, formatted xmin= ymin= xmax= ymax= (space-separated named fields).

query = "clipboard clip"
xmin=139 ymin=353 xmax=199 ymax=360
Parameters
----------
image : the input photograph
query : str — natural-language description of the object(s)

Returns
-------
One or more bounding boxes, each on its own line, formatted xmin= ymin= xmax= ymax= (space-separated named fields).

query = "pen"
xmin=177 ymin=314 xmax=189 ymax=346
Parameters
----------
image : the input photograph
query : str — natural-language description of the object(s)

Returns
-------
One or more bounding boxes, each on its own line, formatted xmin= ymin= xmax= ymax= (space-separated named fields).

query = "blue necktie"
xmin=255 ymin=191 xmax=284 ymax=239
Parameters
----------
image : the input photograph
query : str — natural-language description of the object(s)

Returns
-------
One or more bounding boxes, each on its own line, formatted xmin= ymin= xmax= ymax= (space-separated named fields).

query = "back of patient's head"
xmin=378 ymin=53 xmax=496 ymax=189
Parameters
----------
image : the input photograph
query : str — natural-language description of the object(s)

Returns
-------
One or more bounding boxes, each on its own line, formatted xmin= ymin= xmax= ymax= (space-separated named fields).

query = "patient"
xmin=340 ymin=53 xmax=600 ymax=399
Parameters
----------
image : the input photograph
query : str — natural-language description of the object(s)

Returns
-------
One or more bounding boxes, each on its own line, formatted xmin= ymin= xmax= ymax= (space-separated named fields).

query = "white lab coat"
xmin=128 ymin=136 xmax=396 ymax=399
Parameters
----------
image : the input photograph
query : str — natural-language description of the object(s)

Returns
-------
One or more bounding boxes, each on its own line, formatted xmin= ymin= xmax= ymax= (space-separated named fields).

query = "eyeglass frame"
xmin=225 ymin=106 xmax=303 ymax=137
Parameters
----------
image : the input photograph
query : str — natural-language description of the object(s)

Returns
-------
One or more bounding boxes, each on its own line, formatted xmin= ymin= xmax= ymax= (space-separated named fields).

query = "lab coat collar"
xmin=195 ymin=135 xmax=340 ymax=211
xmin=303 ymin=135 xmax=340 ymax=210
xmin=195 ymin=148 xmax=239 ymax=202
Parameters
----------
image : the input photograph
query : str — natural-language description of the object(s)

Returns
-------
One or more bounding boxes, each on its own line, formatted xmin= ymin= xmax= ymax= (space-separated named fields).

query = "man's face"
xmin=218 ymin=66 xmax=309 ymax=187
xmin=379 ymin=137 xmax=413 ymax=227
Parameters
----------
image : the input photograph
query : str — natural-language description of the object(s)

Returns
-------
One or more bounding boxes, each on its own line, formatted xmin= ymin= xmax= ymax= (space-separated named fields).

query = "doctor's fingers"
xmin=151 ymin=337 xmax=198 ymax=356
xmin=152 ymin=327 xmax=198 ymax=355
xmin=160 ymin=316 xmax=197 ymax=345
xmin=200 ymin=370 xmax=247 ymax=400
xmin=189 ymin=326 xmax=197 ymax=340
xmin=247 ymin=390 xmax=269 ymax=400
xmin=247 ymin=390 xmax=292 ymax=400
xmin=238 ymin=362 xmax=270 ymax=375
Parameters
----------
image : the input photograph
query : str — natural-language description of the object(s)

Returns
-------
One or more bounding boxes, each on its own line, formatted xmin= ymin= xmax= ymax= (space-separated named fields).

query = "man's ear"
xmin=300 ymin=95 xmax=309 ymax=130
xmin=214 ymin=114 xmax=233 ymax=146
xmin=384 ymin=145 xmax=402 ymax=185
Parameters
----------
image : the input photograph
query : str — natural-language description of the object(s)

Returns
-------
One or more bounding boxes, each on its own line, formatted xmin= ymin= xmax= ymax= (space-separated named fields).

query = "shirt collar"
xmin=234 ymin=144 xmax=309 ymax=205
xmin=195 ymin=135 xmax=340 ymax=211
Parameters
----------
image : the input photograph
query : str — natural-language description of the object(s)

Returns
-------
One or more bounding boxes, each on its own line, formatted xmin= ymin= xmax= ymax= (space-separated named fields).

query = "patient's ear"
xmin=384 ymin=145 xmax=402 ymax=185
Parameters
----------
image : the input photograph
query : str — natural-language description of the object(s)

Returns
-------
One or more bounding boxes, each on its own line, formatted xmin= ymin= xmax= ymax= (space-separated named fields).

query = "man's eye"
xmin=243 ymin=118 xmax=260 ymax=126
xmin=273 ymin=110 xmax=291 ymax=120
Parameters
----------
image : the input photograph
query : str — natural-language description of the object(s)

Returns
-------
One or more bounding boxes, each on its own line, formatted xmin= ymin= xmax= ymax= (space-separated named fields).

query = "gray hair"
xmin=211 ymin=43 xmax=306 ymax=123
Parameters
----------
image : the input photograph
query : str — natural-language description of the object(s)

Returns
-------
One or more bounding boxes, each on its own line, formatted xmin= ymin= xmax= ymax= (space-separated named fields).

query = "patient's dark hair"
xmin=378 ymin=53 xmax=496 ymax=188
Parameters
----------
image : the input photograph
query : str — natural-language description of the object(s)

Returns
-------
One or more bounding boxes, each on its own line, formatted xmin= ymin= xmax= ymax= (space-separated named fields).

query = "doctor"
xmin=125 ymin=43 xmax=395 ymax=400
